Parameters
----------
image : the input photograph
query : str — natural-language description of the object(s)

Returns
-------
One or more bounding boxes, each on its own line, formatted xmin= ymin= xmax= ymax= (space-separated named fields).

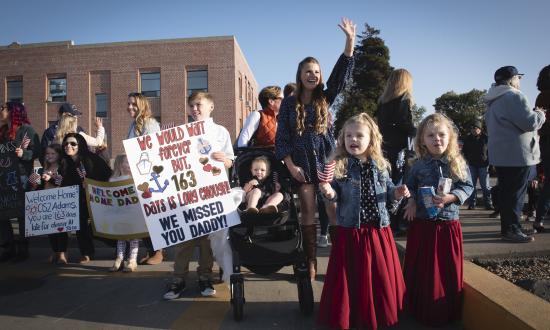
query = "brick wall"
xmin=0 ymin=36 xmax=259 ymax=156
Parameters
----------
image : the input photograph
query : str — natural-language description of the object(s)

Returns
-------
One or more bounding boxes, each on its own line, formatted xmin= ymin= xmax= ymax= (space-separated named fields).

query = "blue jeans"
xmin=467 ymin=166 xmax=492 ymax=207
xmin=496 ymin=166 xmax=530 ymax=235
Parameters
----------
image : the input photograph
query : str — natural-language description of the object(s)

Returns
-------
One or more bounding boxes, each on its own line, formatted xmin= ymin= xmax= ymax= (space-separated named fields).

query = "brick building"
xmin=0 ymin=36 xmax=258 ymax=156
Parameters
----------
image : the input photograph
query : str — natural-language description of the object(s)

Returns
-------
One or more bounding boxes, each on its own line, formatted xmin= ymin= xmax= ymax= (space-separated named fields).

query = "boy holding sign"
xmin=163 ymin=92 xmax=234 ymax=299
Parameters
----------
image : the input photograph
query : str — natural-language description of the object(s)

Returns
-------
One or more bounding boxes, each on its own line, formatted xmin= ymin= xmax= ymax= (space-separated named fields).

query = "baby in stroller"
xmin=242 ymin=156 xmax=284 ymax=215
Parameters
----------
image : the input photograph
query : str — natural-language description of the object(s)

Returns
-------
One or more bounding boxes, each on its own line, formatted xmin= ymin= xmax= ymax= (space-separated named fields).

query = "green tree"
xmin=411 ymin=104 xmax=427 ymax=126
xmin=433 ymin=89 xmax=486 ymax=136
xmin=334 ymin=24 xmax=393 ymax=135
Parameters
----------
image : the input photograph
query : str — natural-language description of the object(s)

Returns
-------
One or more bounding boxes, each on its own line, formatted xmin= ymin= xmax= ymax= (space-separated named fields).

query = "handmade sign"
xmin=123 ymin=118 xmax=240 ymax=250
xmin=0 ymin=141 xmax=24 ymax=220
xmin=24 ymin=185 xmax=79 ymax=237
xmin=86 ymin=178 xmax=148 ymax=240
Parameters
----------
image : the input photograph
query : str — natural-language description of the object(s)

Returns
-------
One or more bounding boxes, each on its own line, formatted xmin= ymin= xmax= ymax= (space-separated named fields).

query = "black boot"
xmin=13 ymin=240 xmax=29 ymax=262
xmin=0 ymin=242 xmax=16 ymax=262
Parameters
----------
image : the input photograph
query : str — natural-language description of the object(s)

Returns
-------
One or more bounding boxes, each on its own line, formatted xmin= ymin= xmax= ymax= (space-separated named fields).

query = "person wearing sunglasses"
xmin=59 ymin=133 xmax=112 ymax=263
xmin=0 ymin=102 xmax=40 ymax=262
xmin=126 ymin=92 xmax=163 ymax=265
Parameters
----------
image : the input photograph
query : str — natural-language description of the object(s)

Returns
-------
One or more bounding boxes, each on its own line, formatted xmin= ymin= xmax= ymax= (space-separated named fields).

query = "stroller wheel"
xmin=297 ymin=275 xmax=314 ymax=315
xmin=230 ymin=275 xmax=245 ymax=321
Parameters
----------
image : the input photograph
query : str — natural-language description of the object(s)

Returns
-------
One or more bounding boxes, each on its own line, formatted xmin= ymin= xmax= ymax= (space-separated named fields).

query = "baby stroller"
xmin=228 ymin=147 xmax=314 ymax=321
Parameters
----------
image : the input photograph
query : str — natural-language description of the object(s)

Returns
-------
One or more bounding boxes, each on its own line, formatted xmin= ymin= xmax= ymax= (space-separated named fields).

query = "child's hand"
xmin=243 ymin=179 xmax=258 ymax=193
xmin=95 ymin=117 xmax=103 ymax=130
xmin=42 ymin=172 xmax=52 ymax=182
xmin=211 ymin=151 xmax=233 ymax=169
xmin=211 ymin=151 xmax=226 ymax=162
xmin=432 ymin=194 xmax=457 ymax=208
xmin=403 ymin=198 xmax=416 ymax=222
xmin=15 ymin=147 xmax=23 ymax=158
xmin=395 ymin=185 xmax=410 ymax=199
xmin=319 ymin=182 xmax=335 ymax=200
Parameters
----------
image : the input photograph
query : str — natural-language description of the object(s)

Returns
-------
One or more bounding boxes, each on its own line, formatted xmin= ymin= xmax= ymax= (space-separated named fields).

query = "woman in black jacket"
xmin=375 ymin=69 xmax=416 ymax=232
xmin=60 ymin=133 xmax=112 ymax=263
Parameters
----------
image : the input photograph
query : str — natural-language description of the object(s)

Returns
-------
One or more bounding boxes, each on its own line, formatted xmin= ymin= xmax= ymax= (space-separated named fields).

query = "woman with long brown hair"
xmin=275 ymin=18 xmax=355 ymax=280
xmin=126 ymin=92 xmax=162 ymax=264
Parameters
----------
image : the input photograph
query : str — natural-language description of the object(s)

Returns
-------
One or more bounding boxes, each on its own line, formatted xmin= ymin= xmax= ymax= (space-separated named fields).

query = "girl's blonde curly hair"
xmin=332 ymin=113 xmax=390 ymax=178
xmin=414 ymin=113 xmax=467 ymax=181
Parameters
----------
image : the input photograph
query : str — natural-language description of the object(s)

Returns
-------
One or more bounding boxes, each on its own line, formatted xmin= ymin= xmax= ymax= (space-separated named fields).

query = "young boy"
xmin=163 ymin=92 xmax=234 ymax=299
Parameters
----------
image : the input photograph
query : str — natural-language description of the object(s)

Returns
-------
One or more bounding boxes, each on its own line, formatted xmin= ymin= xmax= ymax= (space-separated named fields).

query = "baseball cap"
xmin=494 ymin=66 xmax=524 ymax=83
xmin=58 ymin=103 xmax=82 ymax=116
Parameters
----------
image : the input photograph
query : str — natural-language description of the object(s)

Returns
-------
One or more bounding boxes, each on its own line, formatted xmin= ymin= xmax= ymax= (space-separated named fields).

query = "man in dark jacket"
xmin=462 ymin=121 xmax=493 ymax=210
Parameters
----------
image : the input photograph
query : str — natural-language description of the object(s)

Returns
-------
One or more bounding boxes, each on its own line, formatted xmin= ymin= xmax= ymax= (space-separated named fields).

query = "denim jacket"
xmin=405 ymin=155 xmax=473 ymax=221
xmin=329 ymin=157 xmax=396 ymax=228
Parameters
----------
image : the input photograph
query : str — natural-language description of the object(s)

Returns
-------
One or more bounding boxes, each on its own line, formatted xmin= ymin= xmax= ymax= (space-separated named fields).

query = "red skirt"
xmin=404 ymin=219 xmax=463 ymax=326
xmin=318 ymin=224 xmax=405 ymax=330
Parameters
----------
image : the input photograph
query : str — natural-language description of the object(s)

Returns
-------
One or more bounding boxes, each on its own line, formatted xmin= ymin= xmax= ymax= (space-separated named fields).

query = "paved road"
xmin=2 ymin=202 xmax=548 ymax=329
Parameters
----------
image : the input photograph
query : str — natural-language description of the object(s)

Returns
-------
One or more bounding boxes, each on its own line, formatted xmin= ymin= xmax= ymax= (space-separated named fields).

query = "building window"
xmin=49 ymin=77 xmax=67 ymax=102
xmin=187 ymin=70 xmax=208 ymax=96
xmin=96 ymin=93 xmax=108 ymax=118
xmin=7 ymin=79 xmax=23 ymax=103
xmin=141 ymin=72 xmax=160 ymax=97
xmin=238 ymin=76 xmax=242 ymax=100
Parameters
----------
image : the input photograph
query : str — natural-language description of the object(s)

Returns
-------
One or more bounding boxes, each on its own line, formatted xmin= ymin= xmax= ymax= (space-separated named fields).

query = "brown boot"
xmin=328 ymin=225 xmax=338 ymax=247
xmin=301 ymin=225 xmax=317 ymax=281
xmin=138 ymin=253 xmax=150 ymax=265
xmin=145 ymin=249 xmax=163 ymax=265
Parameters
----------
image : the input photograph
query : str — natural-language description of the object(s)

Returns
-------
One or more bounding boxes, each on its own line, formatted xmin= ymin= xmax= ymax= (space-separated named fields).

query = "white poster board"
xmin=24 ymin=185 xmax=80 ymax=237
xmin=123 ymin=119 xmax=240 ymax=250
xmin=86 ymin=178 xmax=149 ymax=240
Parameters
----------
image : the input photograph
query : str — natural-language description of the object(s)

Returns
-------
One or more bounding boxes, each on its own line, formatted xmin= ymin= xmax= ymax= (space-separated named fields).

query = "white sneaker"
xmin=318 ymin=235 xmax=329 ymax=248
xmin=109 ymin=257 xmax=123 ymax=272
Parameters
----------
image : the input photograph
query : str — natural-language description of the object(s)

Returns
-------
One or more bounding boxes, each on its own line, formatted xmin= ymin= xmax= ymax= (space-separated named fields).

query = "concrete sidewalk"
xmin=395 ymin=206 xmax=550 ymax=259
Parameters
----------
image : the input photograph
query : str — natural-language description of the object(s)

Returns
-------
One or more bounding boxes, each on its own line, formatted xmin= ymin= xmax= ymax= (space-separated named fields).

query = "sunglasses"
xmin=63 ymin=141 xmax=78 ymax=147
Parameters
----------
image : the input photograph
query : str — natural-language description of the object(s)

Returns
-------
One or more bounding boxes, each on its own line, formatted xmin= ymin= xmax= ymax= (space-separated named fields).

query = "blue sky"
xmin=2 ymin=0 xmax=549 ymax=113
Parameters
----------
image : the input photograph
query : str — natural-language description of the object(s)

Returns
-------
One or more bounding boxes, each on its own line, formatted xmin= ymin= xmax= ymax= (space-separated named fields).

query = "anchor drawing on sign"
xmin=197 ymin=138 xmax=212 ymax=155
xmin=148 ymin=166 xmax=168 ymax=193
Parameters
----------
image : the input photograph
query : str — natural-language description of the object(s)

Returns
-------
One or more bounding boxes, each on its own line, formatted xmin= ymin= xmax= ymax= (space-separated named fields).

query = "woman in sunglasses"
xmin=59 ymin=133 xmax=112 ymax=263
xmin=0 ymin=102 xmax=40 ymax=262
xmin=126 ymin=92 xmax=163 ymax=265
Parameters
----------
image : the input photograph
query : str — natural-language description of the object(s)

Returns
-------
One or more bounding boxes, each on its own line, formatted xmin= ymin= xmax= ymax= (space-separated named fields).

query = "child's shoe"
xmin=318 ymin=235 xmax=329 ymax=248
xmin=145 ymin=250 xmax=163 ymax=265
xmin=109 ymin=257 xmax=123 ymax=272
xmin=123 ymin=259 xmax=138 ymax=272
xmin=57 ymin=252 xmax=68 ymax=265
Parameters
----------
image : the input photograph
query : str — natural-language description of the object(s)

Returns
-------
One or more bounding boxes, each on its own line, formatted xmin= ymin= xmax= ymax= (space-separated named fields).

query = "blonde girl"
xmin=318 ymin=113 xmax=409 ymax=330
xmin=275 ymin=18 xmax=356 ymax=280
xmin=402 ymin=113 xmax=473 ymax=326
xmin=109 ymin=154 xmax=140 ymax=272
xmin=55 ymin=113 xmax=105 ymax=148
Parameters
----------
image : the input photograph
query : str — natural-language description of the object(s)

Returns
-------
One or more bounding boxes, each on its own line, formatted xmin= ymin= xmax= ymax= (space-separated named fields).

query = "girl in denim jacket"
xmin=403 ymin=113 xmax=473 ymax=326
xmin=318 ymin=113 xmax=410 ymax=330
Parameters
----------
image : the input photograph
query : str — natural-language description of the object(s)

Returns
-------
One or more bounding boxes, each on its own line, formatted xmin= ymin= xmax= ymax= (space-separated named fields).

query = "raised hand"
xmin=338 ymin=17 xmax=356 ymax=39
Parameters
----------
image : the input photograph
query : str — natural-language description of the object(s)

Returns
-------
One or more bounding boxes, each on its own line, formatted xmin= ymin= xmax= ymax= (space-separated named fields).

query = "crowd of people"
xmin=0 ymin=16 xmax=549 ymax=329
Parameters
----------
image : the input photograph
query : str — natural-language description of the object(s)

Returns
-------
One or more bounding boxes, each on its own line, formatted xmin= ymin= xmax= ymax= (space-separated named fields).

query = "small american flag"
xmin=317 ymin=160 xmax=336 ymax=183
xmin=53 ymin=174 xmax=63 ymax=186
xmin=77 ymin=165 xmax=87 ymax=180
xmin=20 ymin=132 xmax=31 ymax=149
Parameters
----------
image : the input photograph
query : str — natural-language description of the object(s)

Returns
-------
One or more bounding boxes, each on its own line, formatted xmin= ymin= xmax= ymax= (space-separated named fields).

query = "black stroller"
xmin=228 ymin=147 xmax=314 ymax=321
